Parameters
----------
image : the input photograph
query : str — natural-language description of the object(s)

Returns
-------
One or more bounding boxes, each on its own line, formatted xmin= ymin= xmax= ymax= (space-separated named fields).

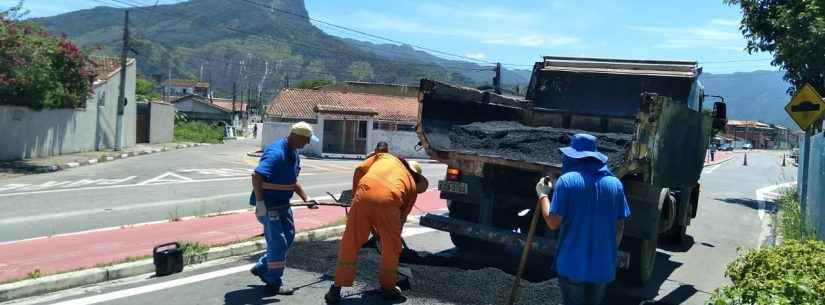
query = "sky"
xmin=7 ymin=0 xmax=778 ymax=73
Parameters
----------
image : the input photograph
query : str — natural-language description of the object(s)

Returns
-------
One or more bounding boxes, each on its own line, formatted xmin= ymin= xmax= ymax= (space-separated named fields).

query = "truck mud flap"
xmin=419 ymin=212 xmax=556 ymax=255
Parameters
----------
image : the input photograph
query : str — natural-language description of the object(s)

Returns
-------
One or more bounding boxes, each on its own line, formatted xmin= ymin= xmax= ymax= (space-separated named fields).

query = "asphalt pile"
xmin=287 ymin=240 xmax=562 ymax=305
xmin=449 ymin=121 xmax=633 ymax=171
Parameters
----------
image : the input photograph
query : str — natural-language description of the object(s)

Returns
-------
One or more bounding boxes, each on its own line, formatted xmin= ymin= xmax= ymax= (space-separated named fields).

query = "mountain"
xmin=343 ymin=38 xmax=533 ymax=88
xmin=699 ymin=70 xmax=794 ymax=127
xmin=33 ymin=0 xmax=475 ymax=98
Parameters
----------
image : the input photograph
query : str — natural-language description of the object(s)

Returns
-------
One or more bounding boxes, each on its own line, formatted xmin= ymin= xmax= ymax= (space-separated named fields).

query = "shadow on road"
xmin=608 ymin=252 xmax=693 ymax=305
xmin=715 ymin=197 xmax=778 ymax=213
xmin=223 ymin=284 xmax=281 ymax=305
xmin=658 ymin=235 xmax=695 ymax=253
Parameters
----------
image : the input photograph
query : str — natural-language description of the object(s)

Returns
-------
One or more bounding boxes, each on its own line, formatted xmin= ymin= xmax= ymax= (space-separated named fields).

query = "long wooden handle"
xmin=507 ymin=199 xmax=543 ymax=305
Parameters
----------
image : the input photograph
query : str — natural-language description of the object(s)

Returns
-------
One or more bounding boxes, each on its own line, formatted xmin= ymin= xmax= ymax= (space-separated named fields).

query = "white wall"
xmin=149 ymin=102 xmax=175 ymax=144
xmin=368 ymin=129 xmax=428 ymax=159
xmin=0 ymin=61 xmax=136 ymax=161
xmin=262 ymin=121 xmax=323 ymax=156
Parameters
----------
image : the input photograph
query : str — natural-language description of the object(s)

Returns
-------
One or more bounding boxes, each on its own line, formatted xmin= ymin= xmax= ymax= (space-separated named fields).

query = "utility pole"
xmin=493 ymin=62 xmax=502 ymax=94
xmin=232 ymin=82 xmax=237 ymax=112
xmin=114 ymin=10 xmax=129 ymax=151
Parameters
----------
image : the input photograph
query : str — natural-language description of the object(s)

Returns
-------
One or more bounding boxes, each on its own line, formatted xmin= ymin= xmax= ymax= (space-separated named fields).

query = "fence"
xmin=799 ymin=132 xmax=825 ymax=240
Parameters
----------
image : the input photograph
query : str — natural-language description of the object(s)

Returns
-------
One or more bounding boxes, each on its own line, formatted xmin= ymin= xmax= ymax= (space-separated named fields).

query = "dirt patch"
xmin=286 ymin=240 xmax=562 ymax=305
xmin=449 ymin=121 xmax=633 ymax=171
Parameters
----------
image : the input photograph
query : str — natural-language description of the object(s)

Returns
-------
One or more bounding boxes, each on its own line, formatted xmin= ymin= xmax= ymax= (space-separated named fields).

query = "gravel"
xmin=449 ymin=121 xmax=633 ymax=171
xmin=286 ymin=239 xmax=562 ymax=305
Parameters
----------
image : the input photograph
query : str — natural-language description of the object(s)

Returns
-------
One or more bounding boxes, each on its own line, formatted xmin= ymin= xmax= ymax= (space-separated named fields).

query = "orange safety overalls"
xmin=333 ymin=153 xmax=418 ymax=289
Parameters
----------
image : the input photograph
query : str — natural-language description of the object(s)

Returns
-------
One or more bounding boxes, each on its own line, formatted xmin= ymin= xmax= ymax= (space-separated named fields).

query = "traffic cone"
xmin=743 ymin=152 xmax=748 ymax=166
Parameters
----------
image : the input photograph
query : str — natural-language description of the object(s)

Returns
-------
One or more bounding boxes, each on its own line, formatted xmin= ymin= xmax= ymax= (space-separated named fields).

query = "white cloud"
xmin=483 ymin=35 xmax=580 ymax=48
xmin=465 ymin=53 xmax=486 ymax=60
xmin=627 ymin=19 xmax=745 ymax=50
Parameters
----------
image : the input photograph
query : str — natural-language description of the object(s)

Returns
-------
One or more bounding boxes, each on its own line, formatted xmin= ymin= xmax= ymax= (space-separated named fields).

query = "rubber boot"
xmin=325 ymin=285 xmax=342 ymax=304
xmin=382 ymin=286 xmax=405 ymax=302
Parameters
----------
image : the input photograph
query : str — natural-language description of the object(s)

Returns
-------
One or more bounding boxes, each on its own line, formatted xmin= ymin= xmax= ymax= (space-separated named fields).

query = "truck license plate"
xmin=439 ymin=181 xmax=468 ymax=195
xmin=618 ymin=251 xmax=630 ymax=270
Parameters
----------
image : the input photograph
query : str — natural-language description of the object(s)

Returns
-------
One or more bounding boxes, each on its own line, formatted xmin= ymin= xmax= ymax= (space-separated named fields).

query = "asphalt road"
xmin=6 ymin=150 xmax=795 ymax=305
xmin=0 ymin=139 xmax=446 ymax=242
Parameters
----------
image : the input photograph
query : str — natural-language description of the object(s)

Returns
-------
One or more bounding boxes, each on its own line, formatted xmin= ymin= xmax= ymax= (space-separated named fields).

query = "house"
xmin=724 ymin=120 xmax=795 ymax=149
xmin=0 ymin=56 xmax=137 ymax=160
xmin=263 ymin=86 xmax=425 ymax=158
xmin=170 ymin=94 xmax=248 ymax=133
xmin=163 ymin=80 xmax=210 ymax=97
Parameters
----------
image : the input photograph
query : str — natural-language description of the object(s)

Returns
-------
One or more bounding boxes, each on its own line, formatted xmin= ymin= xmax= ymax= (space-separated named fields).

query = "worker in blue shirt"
xmin=535 ymin=134 xmax=631 ymax=305
xmin=249 ymin=121 xmax=319 ymax=295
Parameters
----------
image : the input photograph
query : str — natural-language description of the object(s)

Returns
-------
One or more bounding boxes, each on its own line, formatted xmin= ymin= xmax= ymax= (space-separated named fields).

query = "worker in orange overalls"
xmin=324 ymin=153 xmax=428 ymax=303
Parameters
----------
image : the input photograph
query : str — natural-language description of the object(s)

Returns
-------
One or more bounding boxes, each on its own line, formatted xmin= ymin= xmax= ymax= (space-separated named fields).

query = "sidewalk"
xmin=0 ymin=142 xmax=213 ymax=180
xmin=0 ymin=190 xmax=446 ymax=284
xmin=704 ymin=150 xmax=736 ymax=167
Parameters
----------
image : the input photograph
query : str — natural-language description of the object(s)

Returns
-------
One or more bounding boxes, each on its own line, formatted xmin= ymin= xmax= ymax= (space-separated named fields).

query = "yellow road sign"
xmin=785 ymin=83 xmax=825 ymax=130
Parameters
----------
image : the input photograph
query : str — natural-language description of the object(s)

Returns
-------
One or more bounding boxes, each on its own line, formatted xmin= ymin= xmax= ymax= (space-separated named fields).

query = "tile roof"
xmin=727 ymin=120 xmax=772 ymax=129
xmin=89 ymin=57 xmax=135 ymax=84
xmin=166 ymin=79 xmax=209 ymax=87
xmin=210 ymin=98 xmax=248 ymax=112
xmin=266 ymin=89 xmax=418 ymax=122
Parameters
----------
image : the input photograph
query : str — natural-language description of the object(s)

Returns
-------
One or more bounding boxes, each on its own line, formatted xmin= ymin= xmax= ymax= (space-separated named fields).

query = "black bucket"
xmin=153 ymin=242 xmax=184 ymax=276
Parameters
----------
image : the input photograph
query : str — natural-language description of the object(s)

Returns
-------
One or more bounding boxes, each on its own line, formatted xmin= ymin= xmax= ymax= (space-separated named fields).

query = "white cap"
xmin=290 ymin=121 xmax=319 ymax=142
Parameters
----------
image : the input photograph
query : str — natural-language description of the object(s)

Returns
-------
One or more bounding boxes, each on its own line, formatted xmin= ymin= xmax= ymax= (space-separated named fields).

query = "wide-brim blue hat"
xmin=559 ymin=133 xmax=608 ymax=163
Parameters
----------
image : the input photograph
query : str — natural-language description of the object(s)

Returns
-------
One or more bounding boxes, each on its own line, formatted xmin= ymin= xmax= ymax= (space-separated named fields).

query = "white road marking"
xmin=755 ymin=181 xmax=797 ymax=247
xmin=0 ymin=194 xmax=342 ymax=246
xmin=0 ymin=182 xmax=351 ymax=226
xmin=0 ymin=176 xmax=248 ymax=198
xmin=401 ymin=226 xmax=436 ymax=237
xmin=136 ymin=172 xmax=194 ymax=185
xmin=48 ymin=263 xmax=255 ymax=305
xmin=703 ymin=162 xmax=723 ymax=174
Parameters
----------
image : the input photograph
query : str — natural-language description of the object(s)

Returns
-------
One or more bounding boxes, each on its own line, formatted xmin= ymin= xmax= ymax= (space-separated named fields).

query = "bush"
xmin=173 ymin=121 xmax=224 ymax=144
xmin=710 ymin=240 xmax=825 ymax=305
xmin=0 ymin=16 xmax=95 ymax=109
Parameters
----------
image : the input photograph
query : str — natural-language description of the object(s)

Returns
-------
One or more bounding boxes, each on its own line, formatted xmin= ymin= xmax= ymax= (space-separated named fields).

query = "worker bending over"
xmin=325 ymin=153 xmax=428 ymax=303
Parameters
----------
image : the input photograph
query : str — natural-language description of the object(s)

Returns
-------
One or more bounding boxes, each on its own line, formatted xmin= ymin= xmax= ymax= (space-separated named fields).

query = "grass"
xmin=179 ymin=241 xmax=210 ymax=264
xmin=777 ymin=189 xmax=813 ymax=241
xmin=173 ymin=121 xmax=224 ymax=144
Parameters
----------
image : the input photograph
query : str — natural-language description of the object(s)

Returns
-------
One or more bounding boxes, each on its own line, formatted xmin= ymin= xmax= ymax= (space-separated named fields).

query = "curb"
xmin=703 ymin=155 xmax=735 ymax=167
xmin=0 ymin=224 xmax=348 ymax=302
xmin=46 ymin=143 xmax=213 ymax=172
xmin=0 ymin=213 xmax=434 ymax=302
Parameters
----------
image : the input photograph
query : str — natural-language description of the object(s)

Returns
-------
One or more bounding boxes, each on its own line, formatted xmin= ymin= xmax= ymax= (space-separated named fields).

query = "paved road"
xmin=6 ymin=151 xmax=794 ymax=305
xmin=0 ymin=139 xmax=446 ymax=242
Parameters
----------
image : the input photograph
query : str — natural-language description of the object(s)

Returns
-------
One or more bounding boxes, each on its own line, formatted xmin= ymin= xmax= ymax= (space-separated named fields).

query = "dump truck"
xmin=416 ymin=56 xmax=727 ymax=284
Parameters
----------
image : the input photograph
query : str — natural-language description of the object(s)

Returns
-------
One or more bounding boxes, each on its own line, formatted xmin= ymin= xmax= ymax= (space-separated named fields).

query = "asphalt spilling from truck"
xmin=449 ymin=121 xmax=634 ymax=171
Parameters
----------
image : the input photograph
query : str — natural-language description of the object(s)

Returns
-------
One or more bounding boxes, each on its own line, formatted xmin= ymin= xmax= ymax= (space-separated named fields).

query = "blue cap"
xmin=559 ymin=133 xmax=608 ymax=163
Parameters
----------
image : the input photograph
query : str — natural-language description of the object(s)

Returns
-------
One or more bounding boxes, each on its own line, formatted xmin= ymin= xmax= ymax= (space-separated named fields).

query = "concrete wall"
xmin=0 ymin=62 xmax=136 ymax=161
xmin=149 ymin=102 xmax=175 ymax=144
xmin=262 ymin=121 xmax=323 ymax=156
xmin=368 ymin=128 xmax=428 ymax=159
xmin=173 ymin=99 xmax=229 ymax=123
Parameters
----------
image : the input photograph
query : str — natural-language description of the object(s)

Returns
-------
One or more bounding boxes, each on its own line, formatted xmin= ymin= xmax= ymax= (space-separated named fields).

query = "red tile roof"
xmin=267 ymin=89 xmax=418 ymax=122
xmin=210 ymin=98 xmax=248 ymax=112
xmin=89 ymin=57 xmax=135 ymax=83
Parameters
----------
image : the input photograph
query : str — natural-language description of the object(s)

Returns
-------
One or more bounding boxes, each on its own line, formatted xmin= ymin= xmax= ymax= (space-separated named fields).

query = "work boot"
xmin=324 ymin=285 xmax=342 ymax=304
xmin=250 ymin=266 xmax=261 ymax=278
xmin=381 ymin=286 xmax=405 ymax=302
xmin=265 ymin=284 xmax=295 ymax=295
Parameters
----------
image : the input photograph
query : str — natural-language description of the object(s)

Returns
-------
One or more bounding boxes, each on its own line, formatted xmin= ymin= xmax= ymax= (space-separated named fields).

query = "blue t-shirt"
xmin=249 ymin=138 xmax=301 ymax=207
xmin=550 ymin=159 xmax=631 ymax=283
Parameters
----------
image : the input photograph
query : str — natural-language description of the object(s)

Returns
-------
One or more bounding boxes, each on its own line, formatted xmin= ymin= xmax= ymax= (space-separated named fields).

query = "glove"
xmin=535 ymin=176 xmax=553 ymax=199
xmin=255 ymin=200 xmax=266 ymax=217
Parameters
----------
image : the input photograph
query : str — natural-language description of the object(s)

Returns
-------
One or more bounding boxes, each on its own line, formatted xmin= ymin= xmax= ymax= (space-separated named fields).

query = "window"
xmin=358 ymin=121 xmax=367 ymax=139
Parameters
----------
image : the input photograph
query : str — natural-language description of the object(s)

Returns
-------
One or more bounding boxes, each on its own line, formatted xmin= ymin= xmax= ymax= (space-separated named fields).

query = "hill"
xmin=33 ymin=0 xmax=474 ymax=98
xmin=699 ymin=70 xmax=794 ymax=127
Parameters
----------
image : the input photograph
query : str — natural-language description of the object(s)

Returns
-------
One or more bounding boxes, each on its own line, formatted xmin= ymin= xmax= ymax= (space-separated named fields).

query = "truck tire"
xmin=618 ymin=236 xmax=657 ymax=285
xmin=447 ymin=201 xmax=499 ymax=251
xmin=666 ymin=225 xmax=688 ymax=245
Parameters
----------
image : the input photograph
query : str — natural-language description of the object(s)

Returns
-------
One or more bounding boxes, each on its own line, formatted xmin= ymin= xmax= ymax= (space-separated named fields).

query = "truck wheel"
xmin=667 ymin=225 xmax=687 ymax=245
xmin=448 ymin=201 xmax=499 ymax=251
xmin=618 ymin=236 xmax=657 ymax=285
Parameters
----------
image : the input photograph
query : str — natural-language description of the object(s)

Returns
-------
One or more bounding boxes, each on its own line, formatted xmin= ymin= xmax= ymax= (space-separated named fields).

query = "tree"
xmin=295 ymin=79 xmax=332 ymax=89
xmin=726 ymin=0 xmax=825 ymax=93
xmin=1 ymin=0 xmax=28 ymax=21
xmin=347 ymin=61 xmax=374 ymax=81
xmin=304 ymin=60 xmax=335 ymax=82
xmin=136 ymin=78 xmax=161 ymax=101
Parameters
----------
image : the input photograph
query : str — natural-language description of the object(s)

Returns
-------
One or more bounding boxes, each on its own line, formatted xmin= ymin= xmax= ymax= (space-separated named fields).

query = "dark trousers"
xmin=558 ymin=276 xmax=608 ymax=305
